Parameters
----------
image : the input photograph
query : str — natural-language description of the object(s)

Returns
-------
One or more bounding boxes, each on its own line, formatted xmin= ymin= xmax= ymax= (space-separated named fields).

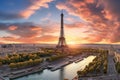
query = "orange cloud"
xmin=0 ymin=21 xmax=60 ymax=44
xmin=85 ymin=0 xmax=94 ymax=3
xmin=0 ymin=34 xmax=58 ymax=44
xmin=8 ymin=25 xmax=18 ymax=31
xmin=30 ymin=26 xmax=42 ymax=31
xmin=37 ymin=35 xmax=58 ymax=43
xmin=20 ymin=0 xmax=53 ymax=18
xmin=56 ymin=0 xmax=117 ymax=43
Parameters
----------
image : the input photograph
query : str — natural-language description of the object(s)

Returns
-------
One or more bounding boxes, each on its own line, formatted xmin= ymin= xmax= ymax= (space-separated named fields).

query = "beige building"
xmin=114 ymin=51 xmax=120 ymax=62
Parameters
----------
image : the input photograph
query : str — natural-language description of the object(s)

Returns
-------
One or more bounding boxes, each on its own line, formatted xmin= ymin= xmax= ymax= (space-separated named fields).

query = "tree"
xmin=34 ymin=58 xmax=43 ymax=65
xmin=28 ymin=59 xmax=34 ymax=66
xmin=0 ymin=62 xmax=2 ymax=66
xmin=9 ymin=63 xmax=16 ymax=68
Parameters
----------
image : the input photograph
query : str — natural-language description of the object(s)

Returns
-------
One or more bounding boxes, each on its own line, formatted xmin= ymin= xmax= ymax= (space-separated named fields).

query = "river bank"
xmin=1 ymin=54 xmax=94 ymax=80
xmin=10 ymin=54 xmax=83 ymax=79
xmin=0 ymin=75 xmax=5 ymax=80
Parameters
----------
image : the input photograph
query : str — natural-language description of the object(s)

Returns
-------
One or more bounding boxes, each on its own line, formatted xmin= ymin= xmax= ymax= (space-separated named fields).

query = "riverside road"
xmin=79 ymin=48 xmax=120 ymax=80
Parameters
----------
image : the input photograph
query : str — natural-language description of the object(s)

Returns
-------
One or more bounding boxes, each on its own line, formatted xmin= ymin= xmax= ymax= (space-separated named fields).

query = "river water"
xmin=13 ymin=56 xmax=95 ymax=80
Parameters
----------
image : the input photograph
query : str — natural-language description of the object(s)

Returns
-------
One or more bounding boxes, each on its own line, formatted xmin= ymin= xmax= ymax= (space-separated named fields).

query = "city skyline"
xmin=0 ymin=0 xmax=120 ymax=44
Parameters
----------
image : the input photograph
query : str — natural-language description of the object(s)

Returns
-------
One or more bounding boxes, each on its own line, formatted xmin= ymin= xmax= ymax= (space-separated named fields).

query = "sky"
xmin=0 ymin=0 xmax=120 ymax=44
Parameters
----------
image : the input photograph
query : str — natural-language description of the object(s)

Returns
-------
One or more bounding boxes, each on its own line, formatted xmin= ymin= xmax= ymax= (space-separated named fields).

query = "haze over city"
xmin=0 ymin=0 xmax=120 ymax=44
xmin=1 ymin=0 xmax=120 ymax=80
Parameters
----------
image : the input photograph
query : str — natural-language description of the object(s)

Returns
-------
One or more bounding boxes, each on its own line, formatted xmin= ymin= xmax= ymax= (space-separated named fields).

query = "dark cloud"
xmin=0 ymin=11 xmax=23 ymax=20
xmin=98 ymin=0 xmax=120 ymax=20
xmin=65 ymin=22 xmax=85 ymax=28
xmin=0 ymin=22 xmax=42 ymax=38
xmin=0 ymin=22 xmax=9 ymax=30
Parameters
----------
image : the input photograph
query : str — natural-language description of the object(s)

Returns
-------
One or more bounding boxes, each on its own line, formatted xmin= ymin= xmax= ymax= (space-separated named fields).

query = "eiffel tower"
xmin=56 ymin=12 xmax=68 ymax=53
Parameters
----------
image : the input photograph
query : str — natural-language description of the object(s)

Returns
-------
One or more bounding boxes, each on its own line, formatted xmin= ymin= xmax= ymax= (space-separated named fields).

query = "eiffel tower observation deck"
xmin=56 ymin=12 xmax=68 ymax=53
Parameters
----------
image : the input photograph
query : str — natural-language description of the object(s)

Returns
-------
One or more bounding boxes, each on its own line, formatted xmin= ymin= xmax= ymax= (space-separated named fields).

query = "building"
xmin=114 ymin=49 xmax=120 ymax=62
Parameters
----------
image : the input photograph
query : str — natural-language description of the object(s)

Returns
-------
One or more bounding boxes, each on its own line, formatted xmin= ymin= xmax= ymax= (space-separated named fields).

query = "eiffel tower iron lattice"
xmin=56 ymin=12 xmax=69 ymax=53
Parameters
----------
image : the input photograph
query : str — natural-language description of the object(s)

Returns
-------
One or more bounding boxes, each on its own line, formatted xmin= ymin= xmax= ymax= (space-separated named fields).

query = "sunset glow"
xmin=0 ymin=0 xmax=120 ymax=44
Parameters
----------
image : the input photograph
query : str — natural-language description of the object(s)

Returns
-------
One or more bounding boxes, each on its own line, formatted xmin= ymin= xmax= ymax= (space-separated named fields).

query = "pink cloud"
xmin=0 ymin=22 xmax=59 ymax=44
xmin=8 ymin=25 xmax=18 ymax=31
xmin=56 ymin=0 xmax=120 ymax=43
xmin=30 ymin=26 xmax=42 ymax=31
xmin=20 ymin=0 xmax=53 ymax=18
xmin=0 ymin=34 xmax=58 ymax=44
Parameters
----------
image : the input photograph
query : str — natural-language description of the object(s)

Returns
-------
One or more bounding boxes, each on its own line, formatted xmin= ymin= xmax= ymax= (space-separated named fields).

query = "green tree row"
xmin=116 ymin=62 xmax=120 ymax=73
xmin=0 ymin=52 xmax=52 ymax=65
xmin=47 ymin=54 xmax=66 ymax=62
xmin=9 ymin=58 xmax=43 ymax=69
xmin=77 ymin=51 xmax=108 ymax=77
xmin=70 ymin=48 xmax=108 ymax=56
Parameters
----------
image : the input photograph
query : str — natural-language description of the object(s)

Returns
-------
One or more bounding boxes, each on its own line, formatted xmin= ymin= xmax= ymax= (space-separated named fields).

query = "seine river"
xmin=13 ymin=56 xmax=95 ymax=80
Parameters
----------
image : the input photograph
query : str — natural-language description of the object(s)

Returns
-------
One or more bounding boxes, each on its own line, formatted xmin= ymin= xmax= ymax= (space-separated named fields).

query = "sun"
xmin=68 ymin=41 xmax=76 ymax=44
